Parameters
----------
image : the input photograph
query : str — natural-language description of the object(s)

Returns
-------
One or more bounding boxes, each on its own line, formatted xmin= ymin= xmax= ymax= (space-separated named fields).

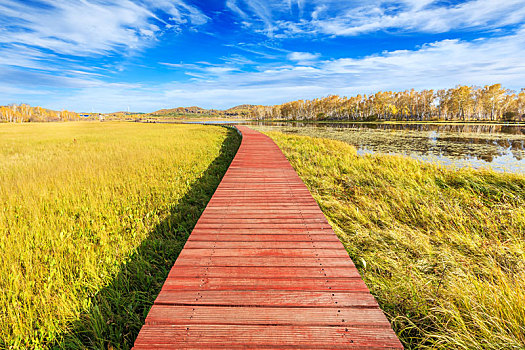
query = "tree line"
xmin=3 ymin=84 xmax=525 ymax=123
xmin=0 ymin=104 xmax=79 ymax=123
xmin=250 ymin=84 xmax=525 ymax=122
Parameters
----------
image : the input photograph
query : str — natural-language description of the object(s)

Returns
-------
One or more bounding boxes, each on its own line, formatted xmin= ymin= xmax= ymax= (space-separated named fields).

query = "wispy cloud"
xmin=156 ymin=24 xmax=525 ymax=106
xmin=309 ymin=0 xmax=525 ymax=36
xmin=0 ymin=0 xmax=209 ymax=103
xmin=0 ymin=0 xmax=208 ymax=58
xmin=226 ymin=0 xmax=249 ymax=19
xmin=5 ymin=25 xmax=524 ymax=112
xmin=160 ymin=61 xmax=238 ymax=74
xmin=224 ymin=43 xmax=280 ymax=59
xmin=225 ymin=0 xmax=288 ymax=36
xmin=2 ymin=0 xmax=525 ymax=112
xmin=226 ymin=0 xmax=525 ymax=38
xmin=287 ymin=52 xmax=320 ymax=62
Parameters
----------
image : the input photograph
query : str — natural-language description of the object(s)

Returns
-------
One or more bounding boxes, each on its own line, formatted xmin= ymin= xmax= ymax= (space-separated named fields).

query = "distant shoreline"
xmin=248 ymin=119 xmax=525 ymax=127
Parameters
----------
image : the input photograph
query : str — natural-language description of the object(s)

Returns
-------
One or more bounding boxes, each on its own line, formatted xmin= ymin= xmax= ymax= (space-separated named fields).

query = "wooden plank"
xmin=183 ymin=241 xmax=343 ymax=249
xmin=177 ymin=248 xmax=351 ymax=258
xmin=196 ymin=218 xmax=328 ymax=224
xmin=189 ymin=228 xmax=334 ymax=234
xmin=133 ymin=325 xmax=402 ymax=349
xmin=145 ymin=305 xmax=392 ymax=327
xmin=194 ymin=223 xmax=333 ymax=229
xmin=154 ymin=290 xmax=379 ymax=308
xmin=132 ymin=125 xmax=402 ymax=349
xmin=166 ymin=266 xmax=361 ymax=279
xmin=187 ymin=234 xmax=340 ymax=242
xmin=161 ymin=277 xmax=370 ymax=291
xmin=199 ymin=213 xmax=324 ymax=217
xmin=173 ymin=256 xmax=356 ymax=267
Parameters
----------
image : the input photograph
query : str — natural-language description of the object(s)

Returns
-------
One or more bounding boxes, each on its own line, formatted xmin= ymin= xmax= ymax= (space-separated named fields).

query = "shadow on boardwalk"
xmin=55 ymin=127 xmax=241 ymax=349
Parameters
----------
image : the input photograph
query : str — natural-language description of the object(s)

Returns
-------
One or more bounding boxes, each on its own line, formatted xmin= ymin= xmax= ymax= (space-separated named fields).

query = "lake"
xmin=248 ymin=122 xmax=525 ymax=173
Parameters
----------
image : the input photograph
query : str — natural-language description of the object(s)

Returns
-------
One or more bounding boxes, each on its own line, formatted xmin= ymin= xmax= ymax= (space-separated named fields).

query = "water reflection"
xmin=248 ymin=121 xmax=525 ymax=173
xmin=247 ymin=121 xmax=525 ymax=135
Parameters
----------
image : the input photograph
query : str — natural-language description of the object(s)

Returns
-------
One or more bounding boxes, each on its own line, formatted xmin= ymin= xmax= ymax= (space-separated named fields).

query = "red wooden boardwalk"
xmin=133 ymin=126 xmax=402 ymax=349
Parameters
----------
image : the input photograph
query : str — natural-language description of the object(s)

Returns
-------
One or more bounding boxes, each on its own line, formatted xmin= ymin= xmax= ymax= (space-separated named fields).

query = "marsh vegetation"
xmin=252 ymin=122 xmax=525 ymax=173
xmin=0 ymin=122 xmax=240 ymax=348
xmin=267 ymin=131 xmax=525 ymax=349
xmin=2 ymin=120 xmax=524 ymax=349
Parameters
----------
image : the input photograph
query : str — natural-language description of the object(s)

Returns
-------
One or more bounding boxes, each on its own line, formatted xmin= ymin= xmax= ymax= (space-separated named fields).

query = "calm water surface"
xmin=248 ymin=122 xmax=525 ymax=173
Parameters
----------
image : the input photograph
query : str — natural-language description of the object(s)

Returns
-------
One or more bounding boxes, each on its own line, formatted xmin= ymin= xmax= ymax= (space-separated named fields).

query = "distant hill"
xmin=223 ymin=105 xmax=256 ymax=116
xmin=147 ymin=105 xmax=257 ymax=118
xmin=150 ymin=106 xmax=217 ymax=116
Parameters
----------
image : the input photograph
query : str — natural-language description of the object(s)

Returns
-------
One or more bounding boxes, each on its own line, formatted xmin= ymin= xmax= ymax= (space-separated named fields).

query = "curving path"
xmin=133 ymin=125 xmax=402 ymax=349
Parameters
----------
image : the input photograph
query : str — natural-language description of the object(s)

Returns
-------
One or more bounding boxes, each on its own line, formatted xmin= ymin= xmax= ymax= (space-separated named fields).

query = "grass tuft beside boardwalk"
xmin=0 ymin=122 xmax=240 ymax=348
xmin=266 ymin=131 xmax=525 ymax=349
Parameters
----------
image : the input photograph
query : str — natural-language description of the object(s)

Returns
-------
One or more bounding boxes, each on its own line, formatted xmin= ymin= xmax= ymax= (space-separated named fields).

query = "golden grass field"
xmin=2 ymin=121 xmax=524 ymax=349
xmin=0 ymin=122 xmax=240 ymax=348
xmin=266 ymin=131 xmax=525 ymax=349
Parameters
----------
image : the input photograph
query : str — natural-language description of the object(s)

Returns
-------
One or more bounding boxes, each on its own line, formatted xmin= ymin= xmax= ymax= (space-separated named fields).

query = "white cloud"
xmin=150 ymin=0 xmax=209 ymax=25
xmin=0 ymin=0 xmax=208 ymax=57
xmin=287 ymin=52 xmax=320 ymax=62
xmin=227 ymin=0 xmax=525 ymax=38
xmin=159 ymin=61 xmax=238 ymax=75
xmin=225 ymin=0 xmax=291 ymax=36
xmin=0 ymin=0 xmax=209 ymax=99
xmin=4 ymin=25 xmax=525 ymax=112
xmin=204 ymin=67 xmax=237 ymax=74
xmin=226 ymin=0 xmax=249 ymax=19
xmin=2 ymin=0 xmax=525 ymax=112
xmin=310 ymin=0 xmax=525 ymax=36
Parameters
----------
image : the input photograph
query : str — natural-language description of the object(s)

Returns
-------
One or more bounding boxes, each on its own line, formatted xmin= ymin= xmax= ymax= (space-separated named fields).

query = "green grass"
xmin=266 ymin=131 xmax=525 ymax=349
xmin=0 ymin=122 xmax=240 ymax=348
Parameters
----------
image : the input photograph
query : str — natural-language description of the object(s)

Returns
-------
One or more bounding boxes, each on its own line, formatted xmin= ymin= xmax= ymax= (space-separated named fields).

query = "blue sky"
xmin=1 ymin=0 xmax=525 ymax=112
